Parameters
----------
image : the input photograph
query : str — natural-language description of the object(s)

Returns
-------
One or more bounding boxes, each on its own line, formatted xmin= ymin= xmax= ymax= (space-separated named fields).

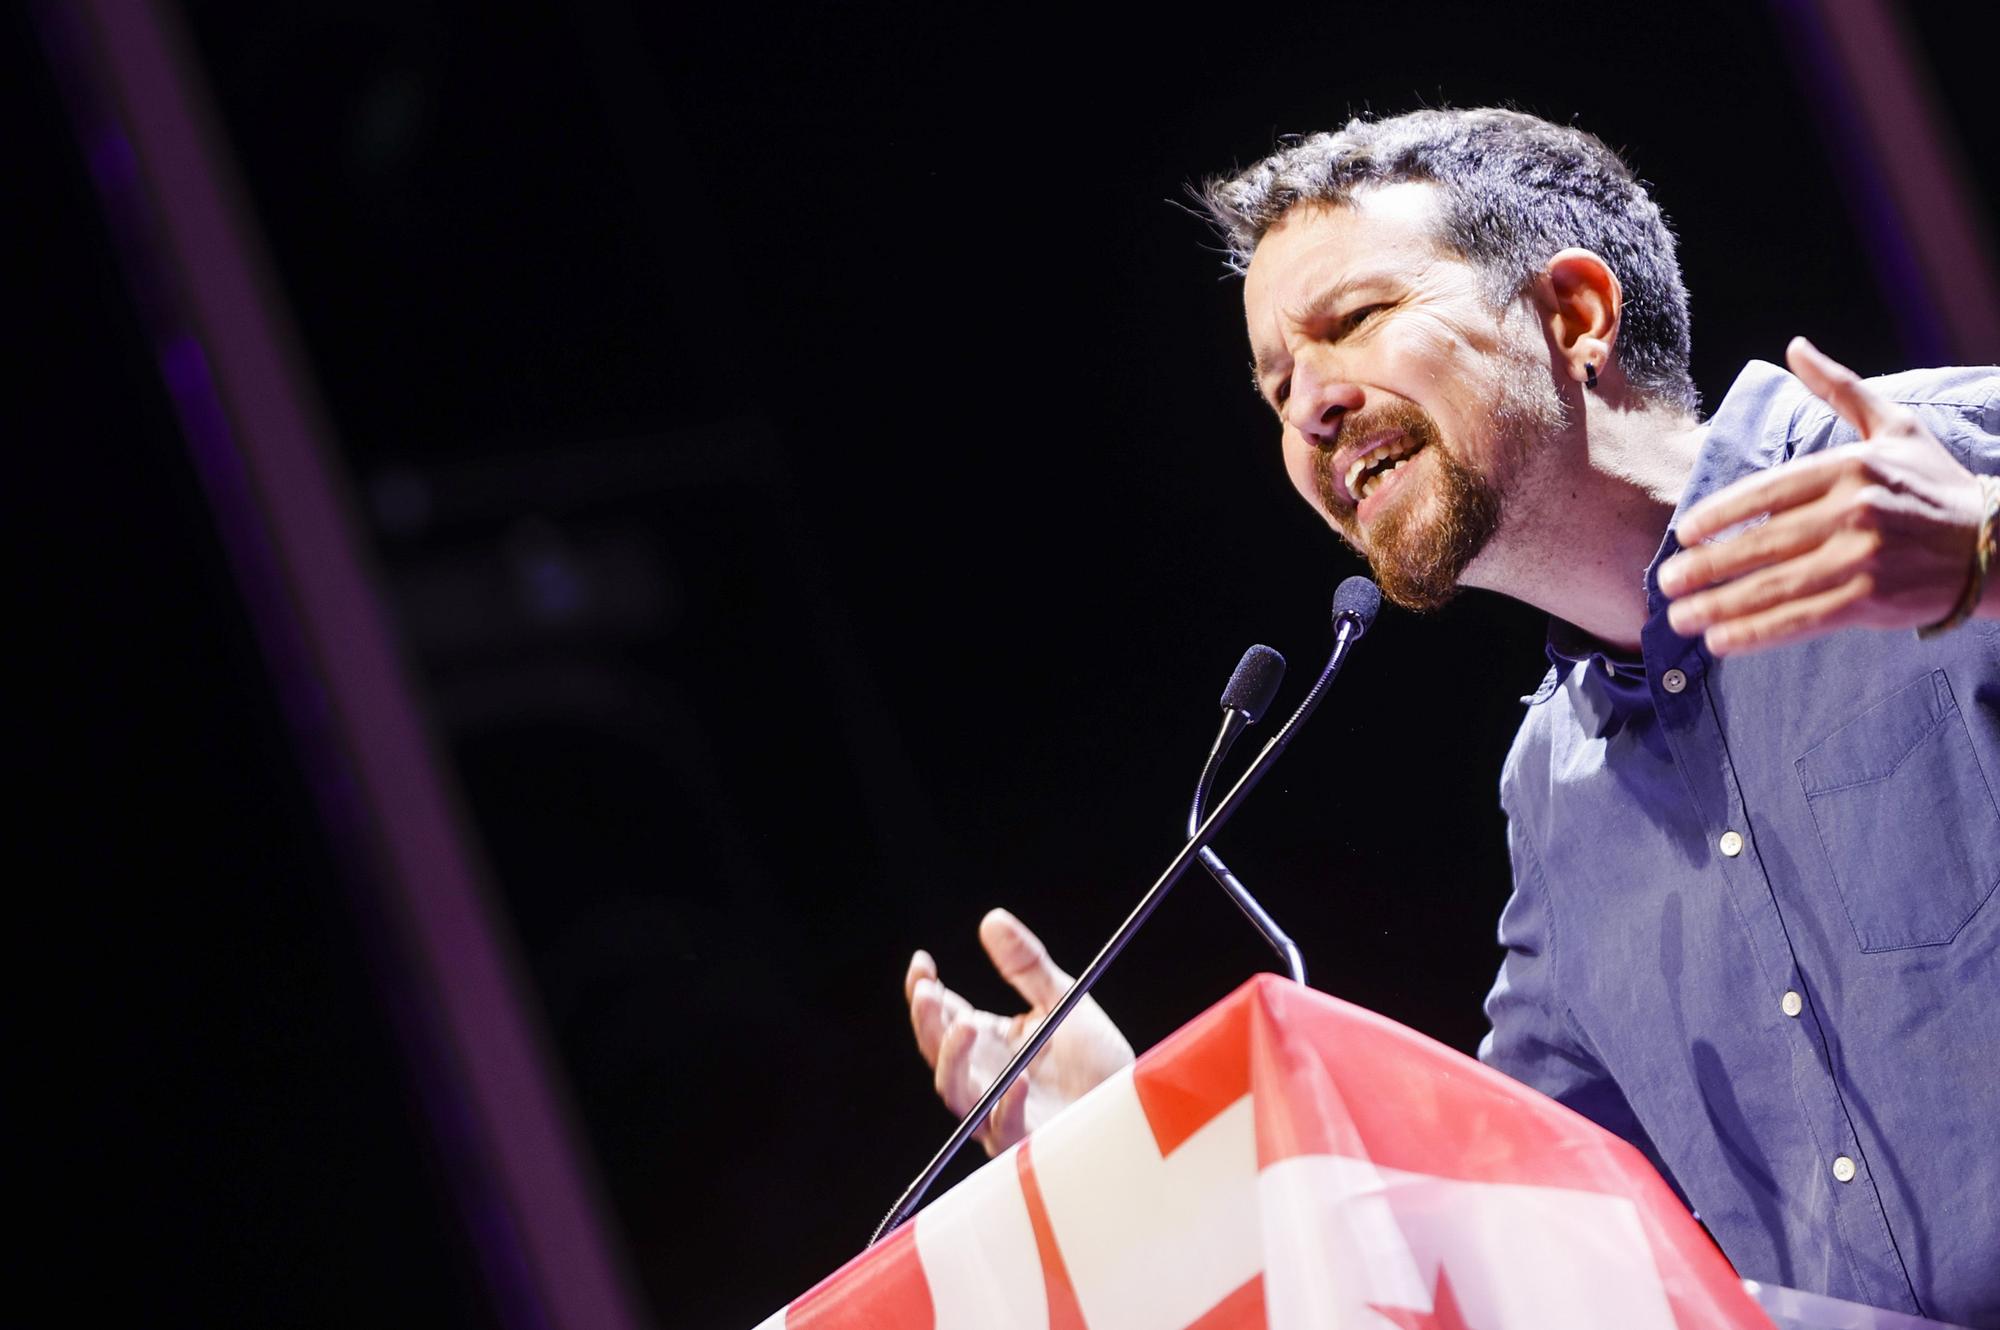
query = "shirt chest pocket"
xmin=1796 ymin=670 xmax=2000 ymax=951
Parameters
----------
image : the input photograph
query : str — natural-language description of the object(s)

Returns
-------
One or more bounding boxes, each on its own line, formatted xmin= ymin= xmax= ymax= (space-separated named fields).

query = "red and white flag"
xmin=759 ymin=976 xmax=1771 ymax=1330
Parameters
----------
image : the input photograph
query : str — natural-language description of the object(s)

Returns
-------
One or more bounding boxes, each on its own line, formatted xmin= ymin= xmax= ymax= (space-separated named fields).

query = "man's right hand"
xmin=904 ymin=908 xmax=1135 ymax=1155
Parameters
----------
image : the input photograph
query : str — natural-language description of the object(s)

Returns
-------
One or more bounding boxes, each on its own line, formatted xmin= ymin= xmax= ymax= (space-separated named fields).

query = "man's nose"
xmin=1287 ymin=365 xmax=1365 ymax=447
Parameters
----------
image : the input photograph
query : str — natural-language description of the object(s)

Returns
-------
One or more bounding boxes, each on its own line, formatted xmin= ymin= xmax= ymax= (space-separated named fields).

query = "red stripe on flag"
xmin=1132 ymin=985 xmax=1252 ymax=1156
xmin=1017 ymin=1141 xmax=1087 ymax=1330
xmin=788 ymin=1219 xmax=933 ymax=1330
xmin=1183 ymin=1274 xmax=1265 ymax=1330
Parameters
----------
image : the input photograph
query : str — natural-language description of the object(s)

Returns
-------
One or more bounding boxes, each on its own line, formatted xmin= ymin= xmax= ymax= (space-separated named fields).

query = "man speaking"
xmin=901 ymin=109 xmax=1999 ymax=1324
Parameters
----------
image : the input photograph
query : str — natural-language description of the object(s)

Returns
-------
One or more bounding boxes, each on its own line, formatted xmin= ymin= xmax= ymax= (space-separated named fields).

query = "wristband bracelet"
xmin=1917 ymin=473 xmax=2000 ymax=640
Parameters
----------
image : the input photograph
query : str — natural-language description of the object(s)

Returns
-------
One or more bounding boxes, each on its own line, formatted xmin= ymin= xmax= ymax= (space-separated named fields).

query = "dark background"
xmin=13 ymin=2 xmax=1992 ymax=1325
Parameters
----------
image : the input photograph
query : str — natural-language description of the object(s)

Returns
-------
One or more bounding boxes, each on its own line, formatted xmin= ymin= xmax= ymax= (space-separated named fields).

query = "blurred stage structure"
xmin=41 ymin=3 xmax=648 ymax=1325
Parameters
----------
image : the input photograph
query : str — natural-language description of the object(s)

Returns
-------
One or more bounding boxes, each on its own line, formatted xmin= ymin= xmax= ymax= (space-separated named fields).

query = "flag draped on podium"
xmin=758 ymin=976 xmax=1772 ymax=1330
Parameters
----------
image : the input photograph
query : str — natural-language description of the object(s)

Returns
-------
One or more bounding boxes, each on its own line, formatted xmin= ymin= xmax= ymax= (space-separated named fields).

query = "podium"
xmin=756 ymin=977 xmax=1967 ymax=1330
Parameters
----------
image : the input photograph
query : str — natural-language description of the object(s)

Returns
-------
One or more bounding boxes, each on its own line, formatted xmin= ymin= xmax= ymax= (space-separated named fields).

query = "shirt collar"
xmin=1531 ymin=360 xmax=1802 ymax=737
xmin=1645 ymin=359 xmax=1799 ymax=623
xmin=1543 ymin=617 xmax=1652 ymax=736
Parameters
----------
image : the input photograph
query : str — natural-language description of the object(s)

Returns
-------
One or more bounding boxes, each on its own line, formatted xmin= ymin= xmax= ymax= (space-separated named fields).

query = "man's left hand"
xmin=1658 ymin=336 xmax=1985 ymax=655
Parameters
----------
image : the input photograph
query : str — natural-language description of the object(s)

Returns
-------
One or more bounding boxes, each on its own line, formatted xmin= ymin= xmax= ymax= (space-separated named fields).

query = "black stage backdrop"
xmin=13 ymin=2 xmax=1995 ymax=1325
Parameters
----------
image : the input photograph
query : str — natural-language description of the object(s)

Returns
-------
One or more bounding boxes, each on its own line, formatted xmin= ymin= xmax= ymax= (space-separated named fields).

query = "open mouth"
xmin=1346 ymin=434 xmax=1428 ymax=507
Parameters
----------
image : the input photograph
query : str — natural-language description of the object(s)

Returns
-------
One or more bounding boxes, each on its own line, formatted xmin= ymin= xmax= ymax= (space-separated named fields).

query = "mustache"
xmin=1309 ymin=402 xmax=1443 ymax=517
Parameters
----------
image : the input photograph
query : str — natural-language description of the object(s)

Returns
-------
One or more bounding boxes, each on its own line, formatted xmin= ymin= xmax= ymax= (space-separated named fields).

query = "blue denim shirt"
xmin=1481 ymin=362 xmax=2000 ymax=1326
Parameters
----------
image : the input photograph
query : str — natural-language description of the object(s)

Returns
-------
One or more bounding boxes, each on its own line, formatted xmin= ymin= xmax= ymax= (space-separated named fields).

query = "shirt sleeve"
xmin=1936 ymin=376 xmax=2000 ymax=474
xmin=1478 ymin=814 xmax=1682 ymax=1194
xmin=1788 ymin=366 xmax=2000 ymax=474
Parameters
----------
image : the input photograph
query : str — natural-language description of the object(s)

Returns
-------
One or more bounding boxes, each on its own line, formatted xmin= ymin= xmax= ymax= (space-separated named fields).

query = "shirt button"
xmin=1719 ymin=830 xmax=1744 ymax=857
xmin=1832 ymin=1156 xmax=1857 ymax=1183
xmin=1662 ymin=668 xmax=1688 ymax=694
xmin=1781 ymin=990 xmax=1803 ymax=1017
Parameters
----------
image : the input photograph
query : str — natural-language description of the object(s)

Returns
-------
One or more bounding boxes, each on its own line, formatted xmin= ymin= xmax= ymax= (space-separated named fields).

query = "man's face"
xmin=1242 ymin=183 xmax=1566 ymax=610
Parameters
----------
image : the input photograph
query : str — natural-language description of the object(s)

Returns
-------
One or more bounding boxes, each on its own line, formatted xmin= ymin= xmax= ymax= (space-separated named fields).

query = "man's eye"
xmin=1347 ymin=303 xmax=1387 ymax=329
xmin=1274 ymin=378 xmax=1291 ymax=409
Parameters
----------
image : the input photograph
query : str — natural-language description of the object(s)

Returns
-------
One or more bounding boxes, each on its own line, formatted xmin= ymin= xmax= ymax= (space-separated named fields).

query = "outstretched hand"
xmin=1659 ymin=337 xmax=1987 ymax=654
xmin=904 ymin=909 xmax=1134 ymax=1155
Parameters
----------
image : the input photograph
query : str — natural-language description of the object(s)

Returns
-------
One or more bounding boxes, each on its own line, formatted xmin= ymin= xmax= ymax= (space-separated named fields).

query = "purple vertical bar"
xmin=40 ymin=4 xmax=648 ymax=1327
xmin=1774 ymin=0 xmax=2000 ymax=363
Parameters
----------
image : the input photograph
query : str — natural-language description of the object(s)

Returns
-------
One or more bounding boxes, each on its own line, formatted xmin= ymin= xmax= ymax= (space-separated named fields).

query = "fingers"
xmin=1786 ymin=336 xmax=1905 ymax=440
xmin=1662 ymin=502 xmax=1835 ymax=604
xmin=1678 ymin=339 xmax=1912 ymax=548
xmin=979 ymin=1077 xmax=1032 ymax=1156
xmin=914 ymin=910 xmax=1069 ymax=1138
xmin=1673 ymin=451 xmax=1849 ymax=549
xmin=933 ymin=1017 xmax=981 ymax=1118
xmin=979 ymin=908 xmax=1070 ymax=1011
xmin=1696 ymin=573 xmax=1876 ymax=656
xmin=907 ymin=950 xmax=975 ymax=1069
xmin=904 ymin=948 xmax=935 ymax=1003
xmin=906 ymin=948 xmax=941 ymax=1063
xmin=909 ymin=973 xmax=945 ymax=1065
xmin=1661 ymin=341 xmax=1977 ymax=655
xmin=938 ymin=1019 xmax=1032 ymax=1156
xmin=1667 ymin=533 xmax=1867 ymax=641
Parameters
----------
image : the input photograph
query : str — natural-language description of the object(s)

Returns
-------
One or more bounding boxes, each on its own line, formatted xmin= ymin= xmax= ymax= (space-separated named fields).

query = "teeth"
xmin=1349 ymin=440 xmax=1422 ymax=504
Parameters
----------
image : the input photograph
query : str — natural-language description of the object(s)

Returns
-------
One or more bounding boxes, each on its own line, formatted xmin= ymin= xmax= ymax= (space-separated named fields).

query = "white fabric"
xmin=1262 ymin=1155 xmax=1677 ymax=1330
xmin=914 ymin=1139 xmax=1049 ymax=1330
xmin=1029 ymin=1068 xmax=1260 ymax=1330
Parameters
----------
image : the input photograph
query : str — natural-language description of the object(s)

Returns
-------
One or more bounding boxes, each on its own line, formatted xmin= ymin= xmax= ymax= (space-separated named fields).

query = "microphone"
xmin=869 ymin=577 xmax=1383 ymax=1245
xmin=1333 ymin=574 xmax=1383 ymax=634
xmin=1221 ymin=643 xmax=1286 ymax=721
xmin=1192 ymin=647 xmax=1307 ymax=984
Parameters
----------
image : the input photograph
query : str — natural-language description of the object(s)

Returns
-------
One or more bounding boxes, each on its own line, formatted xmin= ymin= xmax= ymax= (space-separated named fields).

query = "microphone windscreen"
xmin=1221 ymin=644 xmax=1287 ymax=722
xmin=1333 ymin=576 xmax=1383 ymax=636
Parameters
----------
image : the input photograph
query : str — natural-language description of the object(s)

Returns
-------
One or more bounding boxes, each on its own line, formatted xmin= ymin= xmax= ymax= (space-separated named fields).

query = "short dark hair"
xmin=1200 ymin=108 xmax=1698 ymax=413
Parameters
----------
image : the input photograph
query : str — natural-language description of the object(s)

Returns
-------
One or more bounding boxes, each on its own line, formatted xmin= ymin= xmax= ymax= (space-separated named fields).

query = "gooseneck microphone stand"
xmin=1188 ymin=640 xmax=1306 ymax=984
xmin=868 ymin=577 xmax=1381 ymax=1245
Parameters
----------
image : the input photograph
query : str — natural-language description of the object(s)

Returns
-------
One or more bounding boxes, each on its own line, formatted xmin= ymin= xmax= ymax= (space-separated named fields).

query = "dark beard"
xmin=1311 ymin=400 xmax=1505 ymax=614
xmin=1364 ymin=439 xmax=1504 ymax=611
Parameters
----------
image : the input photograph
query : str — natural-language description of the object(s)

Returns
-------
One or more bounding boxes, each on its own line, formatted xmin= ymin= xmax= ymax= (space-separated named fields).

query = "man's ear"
xmin=1536 ymin=248 xmax=1622 ymax=387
